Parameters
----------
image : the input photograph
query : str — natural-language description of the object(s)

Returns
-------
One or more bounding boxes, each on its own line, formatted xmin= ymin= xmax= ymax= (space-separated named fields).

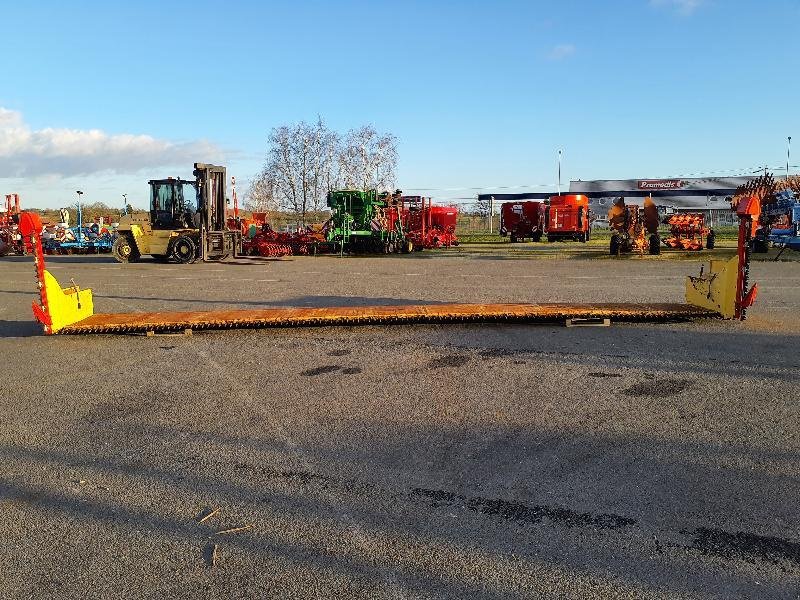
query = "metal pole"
xmin=76 ymin=190 xmax=83 ymax=244
xmin=490 ymin=196 xmax=494 ymax=234
xmin=557 ymin=149 xmax=562 ymax=196
xmin=788 ymin=136 xmax=792 ymax=177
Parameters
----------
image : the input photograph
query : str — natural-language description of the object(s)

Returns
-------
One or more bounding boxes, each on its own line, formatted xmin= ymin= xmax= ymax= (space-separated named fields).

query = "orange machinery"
xmin=545 ymin=194 xmax=591 ymax=242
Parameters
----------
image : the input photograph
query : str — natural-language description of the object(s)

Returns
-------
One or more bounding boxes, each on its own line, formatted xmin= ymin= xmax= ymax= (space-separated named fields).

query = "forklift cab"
xmin=149 ymin=178 xmax=199 ymax=229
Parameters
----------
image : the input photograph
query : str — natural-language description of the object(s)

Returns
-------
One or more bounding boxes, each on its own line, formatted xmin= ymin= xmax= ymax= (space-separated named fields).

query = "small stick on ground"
xmin=215 ymin=524 xmax=253 ymax=535
xmin=198 ymin=508 xmax=220 ymax=523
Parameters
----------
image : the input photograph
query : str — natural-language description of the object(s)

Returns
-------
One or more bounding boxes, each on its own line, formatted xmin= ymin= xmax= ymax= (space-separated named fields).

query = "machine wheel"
xmin=649 ymin=234 xmax=661 ymax=255
xmin=706 ymin=231 xmax=716 ymax=250
xmin=171 ymin=236 xmax=197 ymax=264
xmin=404 ymin=240 xmax=414 ymax=253
xmin=510 ymin=235 xmax=517 ymax=243
xmin=532 ymin=233 xmax=542 ymax=243
xmin=752 ymin=238 xmax=769 ymax=253
xmin=610 ymin=234 xmax=620 ymax=256
xmin=112 ymin=234 xmax=140 ymax=263
xmin=547 ymin=235 xmax=555 ymax=243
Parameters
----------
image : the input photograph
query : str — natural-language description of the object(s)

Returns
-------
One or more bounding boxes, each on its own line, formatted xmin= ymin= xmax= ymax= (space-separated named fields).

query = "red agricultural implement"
xmin=546 ymin=194 xmax=591 ymax=242
xmin=500 ymin=201 xmax=545 ymax=242
xmin=242 ymin=223 xmax=330 ymax=257
xmin=607 ymin=196 xmax=661 ymax=256
xmin=663 ymin=213 xmax=710 ymax=251
xmin=400 ymin=196 xmax=459 ymax=249
xmin=0 ymin=193 xmax=26 ymax=256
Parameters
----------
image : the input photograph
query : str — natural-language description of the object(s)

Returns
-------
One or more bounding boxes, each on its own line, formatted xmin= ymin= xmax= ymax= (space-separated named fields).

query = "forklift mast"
xmin=194 ymin=163 xmax=241 ymax=261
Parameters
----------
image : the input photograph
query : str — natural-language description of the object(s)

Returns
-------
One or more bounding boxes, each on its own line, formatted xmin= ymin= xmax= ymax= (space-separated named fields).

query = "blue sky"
xmin=1 ymin=0 xmax=798 ymax=208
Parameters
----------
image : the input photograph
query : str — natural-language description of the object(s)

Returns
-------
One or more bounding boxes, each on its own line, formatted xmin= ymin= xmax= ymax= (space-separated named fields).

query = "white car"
xmin=592 ymin=217 xmax=610 ymax=229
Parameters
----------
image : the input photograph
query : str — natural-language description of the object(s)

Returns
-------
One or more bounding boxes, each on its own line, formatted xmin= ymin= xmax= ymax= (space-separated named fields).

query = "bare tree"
xmin=339 ymin=125 xmax=397 ymax=190
xmin=245 ymin=170 xmax=279 ymax=214
xmin=474 ymin=196 xmax=491 ymax=218
xmin=256 ymin=120 xmax=398 ymax=222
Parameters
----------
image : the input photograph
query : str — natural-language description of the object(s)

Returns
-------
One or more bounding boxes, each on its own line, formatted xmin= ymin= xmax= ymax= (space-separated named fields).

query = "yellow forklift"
xmin=112 ymin=163 xmax=241 ymax=263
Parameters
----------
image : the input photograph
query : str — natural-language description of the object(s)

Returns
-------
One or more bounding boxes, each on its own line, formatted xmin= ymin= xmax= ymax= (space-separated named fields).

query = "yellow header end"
xmin=41 ymin=270 xmax=94 ymax=333
xmin=685 ymin=255 xmax=739 ymax=319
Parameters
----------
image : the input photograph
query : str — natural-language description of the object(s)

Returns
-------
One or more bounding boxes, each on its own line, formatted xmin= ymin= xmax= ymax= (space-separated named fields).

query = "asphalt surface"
xmin=1 ymin=249 xmax=799 ymax=599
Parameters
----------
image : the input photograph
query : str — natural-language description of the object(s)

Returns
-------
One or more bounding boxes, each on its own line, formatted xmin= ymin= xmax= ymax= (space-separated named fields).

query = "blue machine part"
xmin=764 ymin=190 xmax=800 ymax=250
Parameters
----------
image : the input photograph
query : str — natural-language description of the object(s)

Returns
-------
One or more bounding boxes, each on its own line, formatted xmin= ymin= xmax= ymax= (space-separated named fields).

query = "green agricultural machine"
xmin=326 ymin=189 xmax=412 ymax=254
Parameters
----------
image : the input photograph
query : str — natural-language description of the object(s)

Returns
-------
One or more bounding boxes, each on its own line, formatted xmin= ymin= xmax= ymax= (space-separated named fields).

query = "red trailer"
xmin=546 ymin=194 xmax=591 ymax=243
xmin=499 ymin=201 xmax=545 ymax=242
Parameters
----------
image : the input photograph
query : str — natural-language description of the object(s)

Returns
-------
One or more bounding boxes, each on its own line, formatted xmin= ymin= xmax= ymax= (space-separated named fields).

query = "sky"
xmin=1 ymin=0 xmax=798 ymax=209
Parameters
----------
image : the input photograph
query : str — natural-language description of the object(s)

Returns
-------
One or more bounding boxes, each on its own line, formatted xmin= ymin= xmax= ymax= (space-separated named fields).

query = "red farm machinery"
xmin=545 ymin=194 xmax=591 ymax=243
xmin=663 ymin=213 xmax=712 ymax=251
xmin=608 ymin=196 xmax=661 ymax=255
xmin=0 ymin=194 xmax=26 ymax=256
xmin=400 ymin=196 xmax=459 ymax=249
xmin=500 ymin=201 xmax=545 ymax=242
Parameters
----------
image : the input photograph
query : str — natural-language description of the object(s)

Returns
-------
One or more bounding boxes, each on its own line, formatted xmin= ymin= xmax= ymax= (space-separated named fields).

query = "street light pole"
xmin=76 ymin=190 xmax=84 ymax=243
xmin=557 ymin=149 xmax=563 ymax=196
xmin=788 ymin=136 xmax=792 ymax=177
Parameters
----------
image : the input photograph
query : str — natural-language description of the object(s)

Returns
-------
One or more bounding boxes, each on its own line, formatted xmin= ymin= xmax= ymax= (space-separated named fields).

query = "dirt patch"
xmin=623 ymin=378 xmax=691 ymax=398
xmin=327 ymin=349 xmax=351 ymax=357
xmin=430 ymin=355 xmax=471 ymax=368
xmin=300 ymin=365 xmax=341 ymax=376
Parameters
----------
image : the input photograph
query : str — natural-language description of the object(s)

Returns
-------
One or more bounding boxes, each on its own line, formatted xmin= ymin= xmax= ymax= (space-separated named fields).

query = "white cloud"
xmin=547 ymin=44 xmax=576 ymax=61
xmin=650 ymin=0 xmax=704 ymax=15
xmin=0 ymin=107 xmax=224 ymax=178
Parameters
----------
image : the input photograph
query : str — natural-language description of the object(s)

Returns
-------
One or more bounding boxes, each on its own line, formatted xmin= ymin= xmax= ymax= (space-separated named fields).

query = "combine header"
xmin=15 ymin=189 xmax=760 ymax=334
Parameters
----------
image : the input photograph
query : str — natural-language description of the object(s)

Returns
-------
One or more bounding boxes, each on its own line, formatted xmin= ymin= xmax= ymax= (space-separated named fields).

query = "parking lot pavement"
xmin=1 ymin=253 xmax=798 ymax=598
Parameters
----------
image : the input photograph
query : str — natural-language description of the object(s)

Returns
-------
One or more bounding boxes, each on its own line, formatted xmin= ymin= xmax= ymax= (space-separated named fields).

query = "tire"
xmin=112 ymin=234 xmax=140 ymax=263
xmin=752 ymin=238 xmax=769 ymax=253
xmin=171 ymin=236 xmax=197 ymax=264
xmin=610 ymin=235 xmax=620 ymax=256
xmin=706 ymin=232 xmax=716 ymax=250
xmin=649 ymin=234 xmax=660 ymax=255
xmin=532 ymin=233 xmax=542 ymax=243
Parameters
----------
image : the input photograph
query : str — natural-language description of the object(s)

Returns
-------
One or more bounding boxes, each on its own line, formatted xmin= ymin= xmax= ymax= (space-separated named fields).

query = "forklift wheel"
xmin=172 ymin=236 xmax=197 ymax=264
xmin=112 ymin=234 xmax=140 ymax=263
